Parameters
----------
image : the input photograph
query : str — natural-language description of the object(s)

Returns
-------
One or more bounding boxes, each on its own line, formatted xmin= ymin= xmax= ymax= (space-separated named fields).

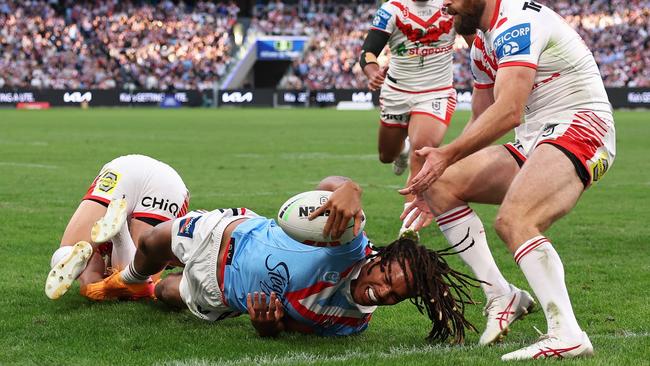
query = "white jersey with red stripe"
xmin=469 ymin=0 xmax=616 ymax=185
xmin=371 ymin=0 xmax=455 ymax=92
xmin=469 ymin=0 xmax=612 ymax=122
xmin=83 ymin=154 xmax=190 ymax=223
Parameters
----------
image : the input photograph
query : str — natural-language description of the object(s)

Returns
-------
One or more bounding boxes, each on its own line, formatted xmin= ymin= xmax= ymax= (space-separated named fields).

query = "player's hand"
xmin=399 ymin=147 xmax=450 ymax=195
xmin=400 ymin=194 xmax=434 ymax=231
xmin=368 ymin=65 xmax=388 ymax=91
xmin=309 ymin=181 xmax=363 ymax=240
xmin=247 ymin=291 xmax=285 ymax=337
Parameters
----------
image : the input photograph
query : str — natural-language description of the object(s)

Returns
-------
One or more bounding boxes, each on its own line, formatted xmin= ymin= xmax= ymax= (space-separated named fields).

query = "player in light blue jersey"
xmin=87 ymin=176 xmax=480 ymax=342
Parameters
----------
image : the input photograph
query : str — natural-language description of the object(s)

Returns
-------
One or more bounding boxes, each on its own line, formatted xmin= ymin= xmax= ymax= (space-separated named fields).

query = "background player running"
xmin=45 ymin=154 xmax=189 ymax=300
xmin=87 ymin=176 xmax=480 ymax=341
xmin=399 ymin=0 xmax=616 ymax=360
xmin=360 ymin=0 xmax=471 ymax=237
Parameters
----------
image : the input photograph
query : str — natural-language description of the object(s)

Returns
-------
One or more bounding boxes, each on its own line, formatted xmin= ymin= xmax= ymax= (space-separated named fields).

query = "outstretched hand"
xmin=247 ymin=291 xmax=285 ymax=337
xmin=399 ymin=147 xmax=450 ymax=195
xmin=309 ymin=181 xmax=363 ymax=240
xmin=400 ymin=194 xmax=435 ymax=232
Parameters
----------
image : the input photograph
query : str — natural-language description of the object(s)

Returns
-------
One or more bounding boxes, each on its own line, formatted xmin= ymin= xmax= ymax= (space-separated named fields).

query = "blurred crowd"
xmin=0 ymin=0 xmax=238 ymax=90
xmin=0 ymin=0 xmax=648 ymax=90
xmin=273 ymin=0 xmax=650 ymax=89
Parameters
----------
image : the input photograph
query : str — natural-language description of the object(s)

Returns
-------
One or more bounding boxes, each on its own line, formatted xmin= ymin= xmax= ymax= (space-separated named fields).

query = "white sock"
xmin=50 ymin=246 xmax=73 ymax=268
xmin=437 ymin=206 xmax=510 ymax=299
xmin=110 ymin=220 xmax=137 ymax=270
xmin=120 ymin=262 xmax=150 ymax=284
xmin=515 ymin=236 xmax=583 ymax=339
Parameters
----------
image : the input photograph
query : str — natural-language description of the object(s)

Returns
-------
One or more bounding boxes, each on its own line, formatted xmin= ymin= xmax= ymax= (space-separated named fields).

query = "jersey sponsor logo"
xmin=323 ymin=271 xmax=340 ymax=284
xmin=177 ymin=216 xmax=201 ymax=238
xmin=94 ymin=170 xmax=120 ymax=194
xmin=260 ymin=255 xmax=290 ymax=299
xmin=141 ymin=196 xmax=180 ymax=216
xmin=494 ymin=23 xmax=531 ymax=58
xmin=590 ymin=153 xmax=609 ymax=182
xmin=372 ymin=8 xmax=391 ymax=30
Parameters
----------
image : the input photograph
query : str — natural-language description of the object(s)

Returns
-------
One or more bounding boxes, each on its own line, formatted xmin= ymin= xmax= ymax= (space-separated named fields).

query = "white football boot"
xmin=501 ymin=331 xmax=593 ymax=361
xmin=45 ymin=241 xmax=93 ymax=299
xmin=479 ymin=284 xmax=536 ymax=345
xmin=91 ymin=197 xmax=127 ymax=243
xmin=392 ymin=138 xmax=410 ymax=176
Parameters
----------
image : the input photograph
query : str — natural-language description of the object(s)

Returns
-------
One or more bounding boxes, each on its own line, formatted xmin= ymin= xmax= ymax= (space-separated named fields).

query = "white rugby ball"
xmin=277 ymin=190 xmax=365 ymax=247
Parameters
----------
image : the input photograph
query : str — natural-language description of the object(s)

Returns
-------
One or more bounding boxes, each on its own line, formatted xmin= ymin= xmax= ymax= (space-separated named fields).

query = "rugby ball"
xmin=277 ymin=190 xmax=365 ymax=247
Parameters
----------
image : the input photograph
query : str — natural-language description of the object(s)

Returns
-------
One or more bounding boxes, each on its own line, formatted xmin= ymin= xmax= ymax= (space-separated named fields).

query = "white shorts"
xmin=171 ymin=208 xmax=259 ymax=321
xmin=504 ymin=110 xmax=616 ymax=187
xmin=379 ymin=84 xmax=457 ymax=128
xmin=83 ymin=154 xmax=189 ymax=223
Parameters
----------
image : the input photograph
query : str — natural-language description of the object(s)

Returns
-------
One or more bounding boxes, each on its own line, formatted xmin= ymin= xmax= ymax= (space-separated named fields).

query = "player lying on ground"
xmin=45 ymin=154 xmax=189 ymax=300
xmin=84 ymin=176 xmax=481 ymax=341
xmin=361 ymin=0 xmax=472 ymax=237
xmin=399 ymin=0 xmax=616 ymax=360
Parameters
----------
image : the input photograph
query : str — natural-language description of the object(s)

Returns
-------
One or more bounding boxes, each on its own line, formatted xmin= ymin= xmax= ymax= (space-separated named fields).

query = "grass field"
xmin=0 ymin=108 xmax=648 ymax=365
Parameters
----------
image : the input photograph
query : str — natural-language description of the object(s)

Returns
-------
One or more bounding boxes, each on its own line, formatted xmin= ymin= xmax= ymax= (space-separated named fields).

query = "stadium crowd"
xmin=0 ymin=0 xmax=238 ymax=90
xmin=0 ymin=0 xmax=648 ymax=90
xmin=272 ymin=0 xmax=650 ymax=89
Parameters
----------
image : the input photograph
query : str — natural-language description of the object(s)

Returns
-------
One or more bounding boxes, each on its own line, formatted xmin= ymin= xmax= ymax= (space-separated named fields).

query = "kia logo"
xmin=63 ymin=91 xmax=92 ymax=103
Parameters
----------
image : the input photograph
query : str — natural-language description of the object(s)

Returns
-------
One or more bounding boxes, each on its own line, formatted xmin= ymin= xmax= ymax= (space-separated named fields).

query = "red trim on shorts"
xmin=409 ymin=110 xmax=451 ymax=126
xmin=218 ymin=239 xmax=230 ymax=304
xmin=82 ymin=194 xmax=110 ymax=205
xmin=380 ymin=119 xmax=409 ymax=129
xmin=386 ymin=84 xmax=453 ymax=94
xmin=488 ymin=0 xmax=503 ymax=31
xmin=504 ymin=143 xmax=527 ymax=165
xmin=132 ymin=212 xmax=172 ymax=222
xmin=499 ymin=61 xmax=538 ymax=70
xmin=474 ymin=82 xmax=494 ymax=89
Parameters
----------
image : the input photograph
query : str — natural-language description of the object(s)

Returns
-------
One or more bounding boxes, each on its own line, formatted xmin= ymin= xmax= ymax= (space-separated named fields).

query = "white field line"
xmin=233 ymin=153 xmax=378 ymax=161
xmin=165 ymin=332 xmax=650 ymax=366
xmin=0 ymin=140 xmax=48 ymax=146
xmin=0 ymin=161 xmax=58 ymax=169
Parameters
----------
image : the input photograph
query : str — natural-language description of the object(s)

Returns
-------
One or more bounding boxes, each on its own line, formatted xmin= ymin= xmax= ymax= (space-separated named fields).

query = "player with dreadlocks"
xmin=84 ymin=176 xmax=481 ymax=341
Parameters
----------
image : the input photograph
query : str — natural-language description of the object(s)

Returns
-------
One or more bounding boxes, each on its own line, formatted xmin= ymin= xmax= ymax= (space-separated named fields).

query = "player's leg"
xmin=154 ymin=272 xmax=185 ymax=309
xmin=400 ymin=112 xmax=448 ymax=236
xmin=422 ymin=145 xmax=535 ymax=344
xmin=45 ymin=200 xmax=108 ymax=300
xmin=377 ymin=122 xmax=409 ymax=165
xmin=495 ymin=144 xmax=592 ymax=360
xmin=377 ymin=88 xmax=411 ymax=174
xmin=84 ymin=221 xmax=177 ymax=300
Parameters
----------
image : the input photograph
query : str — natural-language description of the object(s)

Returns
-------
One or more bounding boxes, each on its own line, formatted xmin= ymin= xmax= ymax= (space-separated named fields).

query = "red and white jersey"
xmin=470 ymin=0 xmax=612 ymax=122
xmin=370 ymin=0 xmax=455 ymax=92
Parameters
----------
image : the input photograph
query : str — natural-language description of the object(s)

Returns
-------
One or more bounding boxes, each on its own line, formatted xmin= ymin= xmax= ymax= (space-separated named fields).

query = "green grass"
xmin=0 ymin=108 xmax=648 ymax=365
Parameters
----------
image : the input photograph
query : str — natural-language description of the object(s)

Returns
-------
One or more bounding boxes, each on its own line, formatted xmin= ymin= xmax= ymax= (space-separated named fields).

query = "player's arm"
xmin=463 ymin=86 xmax=495 ymax=133
xmin=400 ymin=66 xmax=535 ymax=194
xmin=311 ymin=176 xmax=363 ymax=239
xmin=360 ymin=29 xmax=390 ymax=91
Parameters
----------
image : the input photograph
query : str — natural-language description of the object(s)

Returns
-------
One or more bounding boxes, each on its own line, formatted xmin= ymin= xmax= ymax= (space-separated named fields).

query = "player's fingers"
xmin=400 ymin=202 xmax=416 ymax=220
xmin=260 ymin=292 xmax=267 ymax=307
xmin=404 ymin=208 xmax=419 ymax=229
xmin=322 ymin=207 xmax=336 ymax=237
xmin=308 ymin=203 xmax=328 ymax=221
xmin=352 ymin=212 xmax=363 ymax=236
xmin=275 ymin=298 xmax=284 ymax=319
xmin=246 ymin=293 xmax=255 ymax=316
xmin=331 ymin=210 xmax=346 ymax=239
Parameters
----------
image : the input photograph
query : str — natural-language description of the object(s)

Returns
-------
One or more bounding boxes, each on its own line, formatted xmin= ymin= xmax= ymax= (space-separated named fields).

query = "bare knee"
xmin=494 ymin=208 xmax=532 ymax=252
xmin=137 ymin=229 xmax=158 ymax=257
xmin=155 ymin=274 xmax=185 ymax=309
xmin=378 ymin=150 xmax=396 ymax=164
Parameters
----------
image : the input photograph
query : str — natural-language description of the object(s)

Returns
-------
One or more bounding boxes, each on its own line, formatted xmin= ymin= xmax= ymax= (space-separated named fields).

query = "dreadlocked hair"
xmin=370 ymin=237 xmax=484 ymax=344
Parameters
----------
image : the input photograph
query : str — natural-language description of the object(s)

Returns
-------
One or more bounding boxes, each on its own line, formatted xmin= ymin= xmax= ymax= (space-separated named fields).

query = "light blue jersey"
xmin=223 ymin=217 xmax=375 ymax=336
